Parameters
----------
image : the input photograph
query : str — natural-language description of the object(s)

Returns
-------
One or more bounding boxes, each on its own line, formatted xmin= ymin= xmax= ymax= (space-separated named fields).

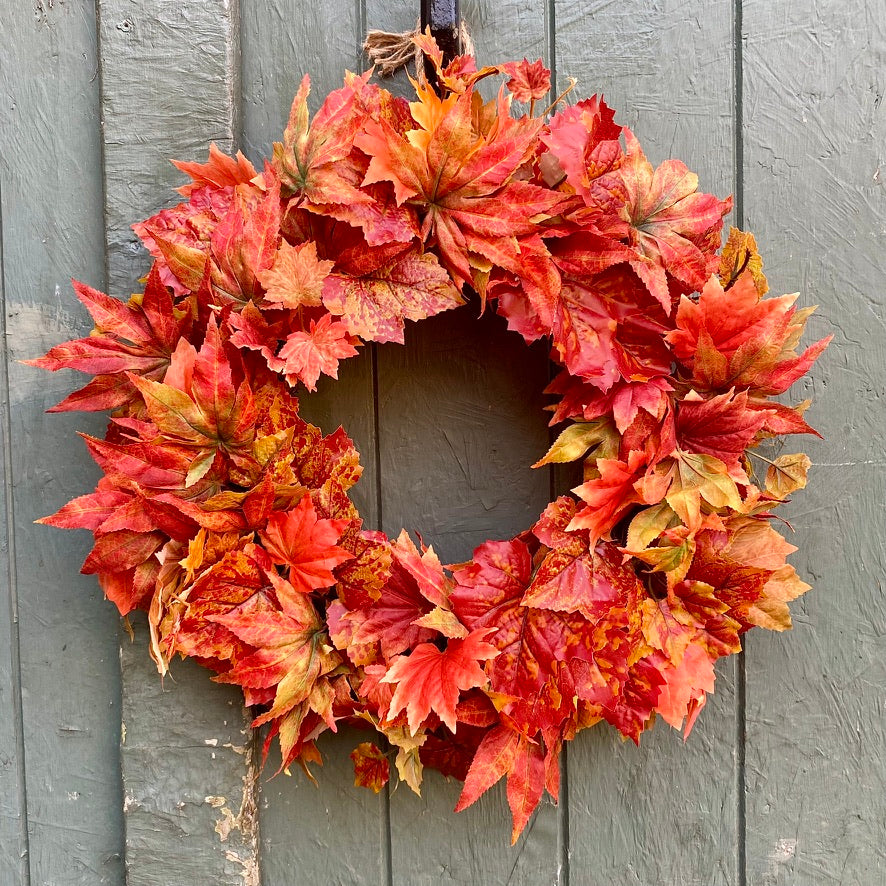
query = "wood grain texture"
xmin=366 ymin=2 xmax=563 ymax=882
xmin=0 ymin=201 xmax=27 ymax=886
xmin=742 ymin=3 xmax=886 ymax=882
xmin=241 ymin=5 xmax=387 ymax=884
xmin=120 ymin=617 xmax=259 ymax=886
xmin=556 ymin=3 xmax=741 ymax=883
xmin=0 ymin=2 xmax=125 ymax=883
xmin=96 ymin=2 xmax=258 ymax=882
xmin=99 ymin=0 xmax=241 ymax=294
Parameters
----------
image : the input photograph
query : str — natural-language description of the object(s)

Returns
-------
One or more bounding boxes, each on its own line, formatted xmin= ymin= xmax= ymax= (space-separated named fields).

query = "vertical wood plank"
xmin=742 ymin=3 xmax=886 ymax=882
xmin=556 ymin=3 xmax=741 ymax=883
xmin=0 ymin=201 xmax=28 ymax=886
xmin=365 ymin=2 xmax=563 ymax=882
xmin=96 ymin=2 xmax=259 ymax=882
xmin=240 ymin=4 xmax=388 ymax=884
xmin=0 ymin=2 xmax=125 ymax=883
xmin=100 ymin=0 xmax=241 ymax=294
xmin=120 ymin=618 xmax=259 ymax=886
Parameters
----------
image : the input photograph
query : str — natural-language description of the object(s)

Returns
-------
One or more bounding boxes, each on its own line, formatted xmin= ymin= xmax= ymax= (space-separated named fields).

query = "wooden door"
xmin=2 ymin=2 xmax=884 ymax=884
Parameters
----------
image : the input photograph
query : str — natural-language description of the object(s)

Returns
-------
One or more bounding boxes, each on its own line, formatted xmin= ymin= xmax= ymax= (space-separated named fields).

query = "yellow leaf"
xmin=532 ymin=419 xmax=618 ymax=468
xmin=765 ymin=453 xmax=811 ymax=499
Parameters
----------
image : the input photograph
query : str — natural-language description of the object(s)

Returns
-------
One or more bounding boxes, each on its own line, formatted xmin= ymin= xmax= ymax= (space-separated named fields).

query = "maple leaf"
xmin=172 ymin=142 xmax=258 ymax=196
xmin=81 ymin=529 xmax=164 ymax=576
xmin=356 ymin=78 xmax=563 ymax=292
xmin=608 ymin=130 xmax=732 ymax=310
xmin=38 ymin=484 xmax=131 ymax=531
xmin=546 ymin=372 xmax=672 ymax=433
xmin=455 ymin=723 xmax=546 ymax=843
xmin=127 ymin=318 xmax=256 ymax=485
xmin=350 ymin=742 xmax=390 ymax=793
xmin=277 ymin=314 xmax=359 ymax=391
xmin=338 ymin=540 xmax=439 ymax=664
xmin=450 ymin=536 xmax=629 ymax=738
xmin=524 ymin=497 xmax=644 ymax=621
xmin=273 ymin=75 xmax=373 ymax=208
xmin=381 ymin=629 xmax=498 ymax=735
xmin=667 ymin=273 xmax=831 ymax=396
xmin=322 ymin=247 xmax=463 ymax=344
xmin=674 ymin=389 xmax=770 ymax=470
xmin=258 ymin=495 xmax=353 ymax=595
xmin=568 ymin=451 xmax=647 ymax=542
xmin=499 ymin=59 xmax=551 ymax=103
xmin=208 ymin=168 xmax=282 ymax=302
xmin=541 ymin=96 xmax=623 ymax=203
xmin=99 ymin=559 xmax=160 ymax=616
xmin=27 ymin=267 xmax=190 ymax=411
xmin=82 ymin=434 xmax=191 ymax=490
xmin=257 ymin=239 xmax=333 ymax=308
xmin=545 ymin=267 xmax=673 ymax=392
xmin=211 ymin=593 xmax=339 ymax=726
xmin=649 ymin=644 xmax=716 ymax=733
xmin=133 ymin=183 xmax=234 ymax=294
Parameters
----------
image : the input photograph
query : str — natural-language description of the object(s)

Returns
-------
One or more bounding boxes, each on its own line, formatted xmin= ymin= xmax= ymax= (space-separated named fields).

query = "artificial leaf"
xmin=382 ymin=629 xmax=498 ymax=734
xmin=258 ymin=239 xmax=333 ymax=308
xmin=350 ymin=742 xmax=390 ymax=793
xmin=323 ymin=248 xmax=463 ymax=344
xmin=277 ymin=314 xmax=358 ymax=391
xmin=259 ymin=495 xmax=353 ymax=595
xmin=765 ymin=453 xmax=811 ymax=499
xmin=499 ymin=59 xmax=551 ymax=103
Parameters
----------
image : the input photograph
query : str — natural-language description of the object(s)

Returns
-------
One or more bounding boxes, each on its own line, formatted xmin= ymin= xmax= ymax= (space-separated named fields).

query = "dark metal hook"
xmin=421 ymin=0 xmax=462 ymax=83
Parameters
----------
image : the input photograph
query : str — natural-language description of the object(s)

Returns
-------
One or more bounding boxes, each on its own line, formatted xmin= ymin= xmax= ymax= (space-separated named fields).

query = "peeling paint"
xmin=210 ymin=728 xmax=260 ymax=886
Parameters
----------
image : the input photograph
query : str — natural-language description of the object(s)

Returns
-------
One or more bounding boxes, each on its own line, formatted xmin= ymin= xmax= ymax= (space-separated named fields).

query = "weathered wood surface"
xmin=3 ymin=0 xmax=884 ymax=883
xmin=96 ymin=2 xmax=259 ymax=883
xmin=241 ymin=4 xmax=389 ymax=884
xmin=742 ymin=2 xmax=886 ymax=884
xmin=0 ymin=3 xmax=124 ymax=884
xmin=556 ymin=3 xmax=742 ymax=884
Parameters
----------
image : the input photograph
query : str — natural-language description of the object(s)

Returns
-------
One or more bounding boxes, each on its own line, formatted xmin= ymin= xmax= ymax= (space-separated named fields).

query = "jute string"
xmin=363 ymin=21 xmax=474 ymax=80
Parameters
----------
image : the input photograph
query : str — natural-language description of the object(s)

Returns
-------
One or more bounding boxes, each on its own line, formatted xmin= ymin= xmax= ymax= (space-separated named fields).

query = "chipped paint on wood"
xmin=4 ymin=1 xmax=884 ymax=883
xmin=120 ymin=617 xmax=261 ymax=885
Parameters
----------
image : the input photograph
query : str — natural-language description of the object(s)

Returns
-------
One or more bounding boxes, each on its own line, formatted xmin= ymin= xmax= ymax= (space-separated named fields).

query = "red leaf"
xmin=172 ymin=142 xmax=258 ymax=196
xmin=277 ymin=314 xmax=358 ymax=391
xmin=322 ymin=249 xmax=463 ymax=344
xmin=81 ymin=529 xmax=164 ymax=575
xmin=667 ymin=273 xmax=831 ymax=396
xmin=675 ymin=389 xmax=769 ymax=469
xmin=350 ymin=742 xmax=390 ymax=793
xmin=258 ymin=495 xmax=353 ymax=596
xmin=382 ymin=629 xmax=498 ymax=734
xmin=498 ymin=59 xmax=551 ymax=103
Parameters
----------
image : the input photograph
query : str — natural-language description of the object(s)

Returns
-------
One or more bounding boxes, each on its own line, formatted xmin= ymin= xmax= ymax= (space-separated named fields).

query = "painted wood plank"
xmin=240 ymin=4 xmax=388 ymax=884
xmin=120 ymin=617 xmax=259 ymax=886
xmin=100 ymin=0 xmax=241 ymax=294
xmin=742 ymin=3 xmax=886 ymax=882
xmin=364 ymin=2 xmax=563 ymax=881
xmin=0 ymin=201 xmax=28 ymax=886
xmin=0 ymin=2 xmax=125 ymax=883
xmin=555 ymin=3 xmax=741 ymax=883
xmin=96 ymin=2 xmax=259 ymax=882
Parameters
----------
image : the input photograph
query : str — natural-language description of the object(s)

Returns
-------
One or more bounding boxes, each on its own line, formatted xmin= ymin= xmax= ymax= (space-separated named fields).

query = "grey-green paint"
xmin=742 ymin=3 xmax=886 ymax=883
xmin=94 ymin=2 xmax=260 ymax=883
xmin=557 ymin=3 xmax=742 ymax=884
xmin=1 ymin=1 xmax=883 ymax=884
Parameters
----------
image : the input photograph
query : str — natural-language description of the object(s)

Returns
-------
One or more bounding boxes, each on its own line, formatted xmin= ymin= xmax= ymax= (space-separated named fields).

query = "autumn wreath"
xmin=33 ymin=39 xmax=829 ymax=841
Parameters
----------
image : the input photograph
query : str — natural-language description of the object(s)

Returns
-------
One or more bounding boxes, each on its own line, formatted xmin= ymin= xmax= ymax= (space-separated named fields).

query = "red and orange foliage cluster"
xmin=33 ymin=40 xmax=828 ymax=841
